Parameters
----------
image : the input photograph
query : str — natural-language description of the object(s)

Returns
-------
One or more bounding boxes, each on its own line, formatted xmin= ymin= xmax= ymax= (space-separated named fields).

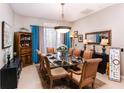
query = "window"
xmin=43 ymin=27 xmax=64 ymax=53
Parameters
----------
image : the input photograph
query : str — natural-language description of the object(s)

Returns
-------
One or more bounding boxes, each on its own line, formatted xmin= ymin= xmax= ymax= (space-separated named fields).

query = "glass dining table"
xmin=45 ymin=52 xmax=83 ymax=70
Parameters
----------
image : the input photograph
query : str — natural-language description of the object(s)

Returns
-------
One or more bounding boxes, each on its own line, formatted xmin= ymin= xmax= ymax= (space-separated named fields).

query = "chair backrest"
xmin=47 ymin=48 xmax=54 ymax=54
xmin=44 ymin=56 xmax=52 ymax=76
xmin=73 ymin=48 xmax=81 ymax=57
xmin=83 ymin=50 xmax=93 ymax=60
xmin=69 ymin=48 xmax=73 ymax=56
xmin=37 ymin=50 xmax=46 ymax=72
xmin=80 ymin=58 xmax=102 ymax=84
xmin=36 ymin=49 xmax=42 ymax=55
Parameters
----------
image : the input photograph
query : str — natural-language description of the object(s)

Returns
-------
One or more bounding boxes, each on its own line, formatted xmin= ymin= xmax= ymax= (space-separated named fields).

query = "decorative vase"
xmin=61 ymin=52 xmax=64 ymax=62
xmin=7 ymin=54 xmax=10 ymax=66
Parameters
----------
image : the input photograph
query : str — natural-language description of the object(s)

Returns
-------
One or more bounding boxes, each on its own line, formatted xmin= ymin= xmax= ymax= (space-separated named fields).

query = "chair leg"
xmin=92 ymin=82 xmax=95 ymax=89
xmin=66 ymin=77 xmax=70 ymax=86
xmin=39 ymin=64 xmax=42 ymax=72
xmin=50 ymin=79 xmax=53 ymax=89
xmin=79 ymin=85 xmax=82 ymax=89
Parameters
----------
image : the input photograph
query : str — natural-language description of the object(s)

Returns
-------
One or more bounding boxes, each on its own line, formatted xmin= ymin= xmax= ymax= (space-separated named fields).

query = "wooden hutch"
xmin=14 ymin=32 xmax=32 ymax=67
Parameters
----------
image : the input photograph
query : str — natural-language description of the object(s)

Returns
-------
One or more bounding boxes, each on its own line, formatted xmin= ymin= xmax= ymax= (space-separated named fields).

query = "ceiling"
xmin=10 ymin=3 xmax=114 ymax=22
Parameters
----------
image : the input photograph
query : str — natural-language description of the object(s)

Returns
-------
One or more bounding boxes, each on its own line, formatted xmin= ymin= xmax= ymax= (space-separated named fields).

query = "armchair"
xmin=77 ymin=50 xmax=93 ymax=70
xmin=69 ymin=58 xmax=102 ymax=89
xmin=44 ymin=56 xmax=68 ymax=88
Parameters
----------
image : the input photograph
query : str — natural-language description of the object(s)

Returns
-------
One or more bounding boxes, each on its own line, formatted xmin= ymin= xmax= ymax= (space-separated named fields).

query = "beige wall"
xmin=72 ymin=4 xmax=124 ymax=76
xmin=14 ymin=14 xmax=72 ymax=32
xmin=0 ymin=4 xmax=72 ymax=69
xmin=0 ymin=4 xmax=14 ymax=69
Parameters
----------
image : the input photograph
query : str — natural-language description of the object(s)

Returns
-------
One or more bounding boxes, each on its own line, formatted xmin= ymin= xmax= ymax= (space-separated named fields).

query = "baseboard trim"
xmin=121 ymin=75 xmax=124 ymax=80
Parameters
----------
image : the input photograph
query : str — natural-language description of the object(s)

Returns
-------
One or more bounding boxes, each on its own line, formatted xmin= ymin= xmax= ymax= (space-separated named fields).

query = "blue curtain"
xmin=31 ymin=25 xmax=39 ymax=64
xmin=65 ymin=32 xmax=70 ymax=48
xmin=96 ymin=34 xmax=101 ymax=43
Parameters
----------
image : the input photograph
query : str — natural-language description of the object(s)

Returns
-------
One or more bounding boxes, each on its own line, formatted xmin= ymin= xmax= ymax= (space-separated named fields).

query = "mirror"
xmin=85 ymin=30 xmax=111 ymax=45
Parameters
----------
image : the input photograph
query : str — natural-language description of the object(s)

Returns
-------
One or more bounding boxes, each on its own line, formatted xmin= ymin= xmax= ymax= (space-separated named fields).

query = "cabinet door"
xmin=1 ymin=68 xmax=17 ymax=89
xmin=27 ymin=55 xmax=32 ymax=65
xmin=21 ymin=56 xmax=26 ymax=67
xmin=21 ymin=55 xmax=32 ymax=67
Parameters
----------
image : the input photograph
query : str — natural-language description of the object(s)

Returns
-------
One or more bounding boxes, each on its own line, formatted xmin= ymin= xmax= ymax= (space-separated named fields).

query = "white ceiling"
xmin=10 ymin=3 xmax=114 ymax=22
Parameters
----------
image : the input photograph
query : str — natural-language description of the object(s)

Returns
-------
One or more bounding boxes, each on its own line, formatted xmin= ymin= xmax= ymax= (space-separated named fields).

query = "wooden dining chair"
xmin=77 ymin=50 xmax=93 ymax=70
xmin=73 ymin=48 xmax=81 ymax=57
xmin=83 ymin=50 xmax=93 ymax=60
xmin=44 ymin=56 xmax=68 ymax=88
xmin=69 ymin=58 xmax=102 ymax=89
xmin=46 ymin=47 xmax=54 ymax=54
xmin=36 ymin=50 xmax=46 ymax=75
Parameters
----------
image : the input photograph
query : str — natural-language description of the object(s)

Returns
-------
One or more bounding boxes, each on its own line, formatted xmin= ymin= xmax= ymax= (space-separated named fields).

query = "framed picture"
xmin=2 ymin=21 xmax=12 ymax=49
xmin=74 ymin=31 xmax=78 ymax=38
xmin=78 ymin=35 xmax=83 ymax=42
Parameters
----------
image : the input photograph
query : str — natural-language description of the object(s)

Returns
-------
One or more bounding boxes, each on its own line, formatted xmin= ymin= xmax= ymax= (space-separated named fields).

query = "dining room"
xmin=1 ymin=2 xmax=124 ymax=90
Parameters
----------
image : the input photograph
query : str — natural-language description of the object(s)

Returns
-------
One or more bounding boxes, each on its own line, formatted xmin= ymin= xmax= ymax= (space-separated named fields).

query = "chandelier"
xmin=54 ymin=3 xmax=71 ymax=33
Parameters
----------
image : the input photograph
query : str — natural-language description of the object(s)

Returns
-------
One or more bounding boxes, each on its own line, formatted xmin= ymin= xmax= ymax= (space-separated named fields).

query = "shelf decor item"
xmin=2 ymin=21 xmax=12 ymax=49
xmin=19 ymin=27 xmax=29 ymax=32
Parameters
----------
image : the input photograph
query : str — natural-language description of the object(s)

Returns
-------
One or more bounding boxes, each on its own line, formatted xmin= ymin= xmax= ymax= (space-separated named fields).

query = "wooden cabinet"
xmin=14 ymin=32 xmax=32 ymax=67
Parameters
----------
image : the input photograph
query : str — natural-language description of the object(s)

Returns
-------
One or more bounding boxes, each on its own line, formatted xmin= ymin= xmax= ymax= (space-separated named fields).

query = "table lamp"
xmin=100 ymin=39 xmax=108 ymax=53
xmin=83 ymin=39 xmax=88 ymax=50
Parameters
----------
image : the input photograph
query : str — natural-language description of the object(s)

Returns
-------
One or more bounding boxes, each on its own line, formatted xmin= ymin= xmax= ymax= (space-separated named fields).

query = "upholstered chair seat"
xmin=51 ymin=67 xmax=68 ymax=79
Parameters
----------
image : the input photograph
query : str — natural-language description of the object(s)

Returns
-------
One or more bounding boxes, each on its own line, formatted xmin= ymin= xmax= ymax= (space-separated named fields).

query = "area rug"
xmin=36 ymin=65 xmax=106 ymax=89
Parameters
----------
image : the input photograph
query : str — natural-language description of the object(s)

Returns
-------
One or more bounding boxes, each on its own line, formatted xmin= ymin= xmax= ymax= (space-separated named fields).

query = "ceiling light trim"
xmin=54 ymin=3 xmax=71 ymax=33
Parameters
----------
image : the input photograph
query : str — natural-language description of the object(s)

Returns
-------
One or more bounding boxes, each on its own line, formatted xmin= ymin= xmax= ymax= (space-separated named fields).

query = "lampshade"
xmin=88 ymin=40 xmax=93 ymax=43
xmin=83 ymin=39 xmax=88 ymax=44
xmin=100 ymin=39 xmax=108 ymax=46
xmin=54 ymin=3 xmax=71 ymax=33
xmin=70 ymin=31 xmax=74 ymax=37
xmin=55 ymin=26 xmax=71 ymax=33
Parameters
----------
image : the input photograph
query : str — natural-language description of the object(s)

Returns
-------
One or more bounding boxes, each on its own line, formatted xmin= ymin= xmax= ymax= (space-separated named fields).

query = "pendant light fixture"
xmin=54 ymin=3 xmax=71 ymax=33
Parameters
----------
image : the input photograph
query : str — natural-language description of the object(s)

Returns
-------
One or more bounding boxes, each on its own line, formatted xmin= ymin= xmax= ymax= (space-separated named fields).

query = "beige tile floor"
xmin=18 ymin=64 xmax=124 ymax=89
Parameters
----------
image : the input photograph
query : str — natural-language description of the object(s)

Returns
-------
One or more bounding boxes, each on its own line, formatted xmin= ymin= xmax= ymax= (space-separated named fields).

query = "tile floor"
xmin=18 ymin=64 xmax=124 ymax=89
